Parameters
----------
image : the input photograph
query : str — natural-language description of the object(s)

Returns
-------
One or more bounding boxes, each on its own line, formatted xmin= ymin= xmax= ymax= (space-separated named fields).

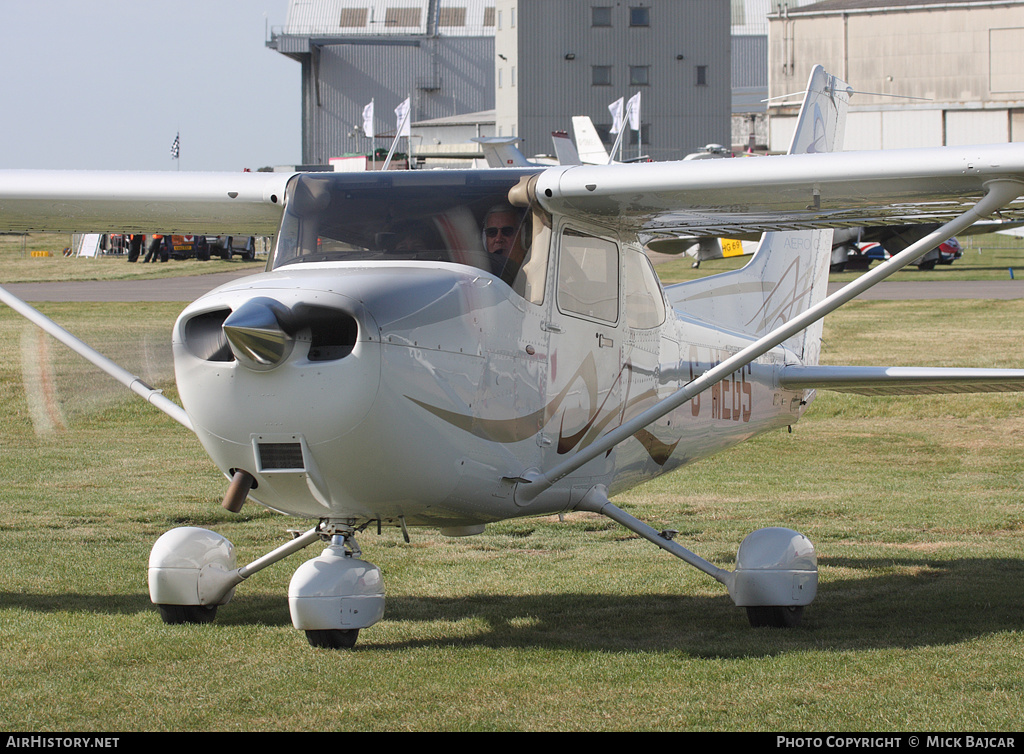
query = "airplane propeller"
xmin=222 ymin=297 xmax=297 ymax=370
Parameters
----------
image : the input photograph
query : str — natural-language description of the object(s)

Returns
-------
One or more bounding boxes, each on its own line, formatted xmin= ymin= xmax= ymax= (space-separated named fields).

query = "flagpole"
xmin=607 ymin=97 xmax=625 ymax=164
xmin=636 ymin=92 xmax=642 ymax=160
xmin=171 ymin=131 xmax=180 ymax=171
xmin=383 ymin=96 xmax=411 ymax=171
xmin=625 ymin=92 xmax=641 ymax=160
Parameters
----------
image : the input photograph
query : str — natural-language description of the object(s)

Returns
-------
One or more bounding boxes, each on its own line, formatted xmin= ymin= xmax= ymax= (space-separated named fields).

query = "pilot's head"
xmin=483 ymin=205 xmax=527 ymax=261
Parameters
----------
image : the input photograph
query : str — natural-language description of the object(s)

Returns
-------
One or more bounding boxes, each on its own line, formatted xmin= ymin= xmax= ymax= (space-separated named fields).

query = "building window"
xmin=629 ymin=7 xmax=649 ymax=26
xmin=629 ymin=65 xmax=650 ymax=86
xmin=511 ymin=7 xmax=516 ymax=26
xmin=439 ymin=7 xmax=467 ymax=26
xmin=385 ymin=8 xmax=421 ymax=26
xmin=696 ymin=65 xmax=708 ymax=86
xmin=592 ymin=6 xmax=611 ymax=26
xmin=592 ymin=65 xmax=612 ymax=86
xmin=628 ymin=124 xmax=650 ymax=147
xmin=483 ymin=6 xmax=495 ymax=26
xmin=339 ymin=8 xmax=368 ymax=27
xmin=511 ymin=65 xmax=516 ymax=87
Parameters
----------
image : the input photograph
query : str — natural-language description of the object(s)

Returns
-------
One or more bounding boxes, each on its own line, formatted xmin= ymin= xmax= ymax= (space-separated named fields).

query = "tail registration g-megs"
xmin=2 ymin=66 xmax=1024 ymax=648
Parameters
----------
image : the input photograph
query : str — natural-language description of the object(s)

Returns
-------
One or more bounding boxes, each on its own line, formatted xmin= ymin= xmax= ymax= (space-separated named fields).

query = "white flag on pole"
xmin=626 ymin=92 xmax=641 ymax=131
xmin=608 ymin=97 xmax=624 ymax=134
xmin=362 ymin=101 xmax=375 ymax=137
xmin=395 ymin=98 xmax=411 ymax=137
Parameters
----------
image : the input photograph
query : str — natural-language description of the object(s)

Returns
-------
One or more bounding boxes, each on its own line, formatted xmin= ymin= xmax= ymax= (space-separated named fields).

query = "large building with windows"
xmin=494 ymin=0 xmax=730 ymax=161
xmin=269 ymin=0 xmax=733 ymax=166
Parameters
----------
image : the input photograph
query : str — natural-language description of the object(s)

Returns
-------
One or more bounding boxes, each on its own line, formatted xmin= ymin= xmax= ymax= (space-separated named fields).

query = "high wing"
xmin=0 ymin=169 xmax=292 ymax=234
xmin=525 ymin=144 xmax=1024 ymax=238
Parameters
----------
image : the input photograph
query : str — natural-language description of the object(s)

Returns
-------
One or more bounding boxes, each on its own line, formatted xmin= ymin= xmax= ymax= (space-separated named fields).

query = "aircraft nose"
xmin=173 ymin=284 xmax=381 ymax=518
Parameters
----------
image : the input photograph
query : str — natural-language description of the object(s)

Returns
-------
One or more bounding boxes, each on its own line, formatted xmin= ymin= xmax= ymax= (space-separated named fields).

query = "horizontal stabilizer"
xmin=471 ymin=137 xmax=532 ymax=167
xmin=779 ymin=365 xmax=1024 ymax=396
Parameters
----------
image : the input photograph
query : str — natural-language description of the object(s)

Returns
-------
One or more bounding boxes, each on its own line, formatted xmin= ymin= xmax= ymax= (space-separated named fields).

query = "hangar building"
xmin=766 ymin=0 xmax=1024 ymax=152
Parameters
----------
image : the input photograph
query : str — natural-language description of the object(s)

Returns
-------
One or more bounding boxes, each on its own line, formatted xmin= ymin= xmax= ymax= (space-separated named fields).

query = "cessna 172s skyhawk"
xmin=3 ymin=67 xmax=1024 ymax=648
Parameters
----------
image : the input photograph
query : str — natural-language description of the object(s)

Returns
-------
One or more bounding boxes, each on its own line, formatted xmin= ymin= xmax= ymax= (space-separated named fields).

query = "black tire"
xmin=305 ymin=629 xmax=359 ymax=649
xmin=157 ymin=604 xmax=218 ymax=625
xmin=746 ymin=605 xmax=804 ymax=628
xmin=917 ymin=259 xmax=936 ymax=270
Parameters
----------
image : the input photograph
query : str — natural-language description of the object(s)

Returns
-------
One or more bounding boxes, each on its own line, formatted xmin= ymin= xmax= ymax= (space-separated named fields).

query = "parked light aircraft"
xmin=472 ymin=135 xmax=574 ymax=168
xmin=4 ymin=67 xmax=1024 ymax=649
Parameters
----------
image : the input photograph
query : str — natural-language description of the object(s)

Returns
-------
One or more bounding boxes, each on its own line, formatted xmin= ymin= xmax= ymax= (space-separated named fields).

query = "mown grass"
xmin=0 ymin=298 xmax=1022 ymax=731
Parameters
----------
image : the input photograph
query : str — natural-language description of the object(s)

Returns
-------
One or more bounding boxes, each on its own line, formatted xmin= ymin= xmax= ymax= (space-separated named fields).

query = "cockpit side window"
xmin=624 ymin=248 xmax=666 ymax=329
xmin=556 ymin=228 xmax=619 ymax=323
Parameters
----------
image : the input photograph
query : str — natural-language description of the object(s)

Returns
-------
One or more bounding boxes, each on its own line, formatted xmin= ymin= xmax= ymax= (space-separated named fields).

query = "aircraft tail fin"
xmin=572 ymin=116 xmax=612 ymax=164
xmin=551 ymin=130 xmax=582 ymax=165
xmin=666 ymin=66 xmax=852 ymax=365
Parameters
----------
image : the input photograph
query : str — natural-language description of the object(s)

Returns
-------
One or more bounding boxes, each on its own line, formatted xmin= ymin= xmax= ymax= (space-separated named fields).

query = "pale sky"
xmin=0 ymin=0 xmax=301 ymax=172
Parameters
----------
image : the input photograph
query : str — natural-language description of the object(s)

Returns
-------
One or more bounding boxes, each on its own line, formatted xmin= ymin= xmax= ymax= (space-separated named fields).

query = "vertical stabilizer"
xmin=666 ymin=66 xmax=852 ymax=365
xmin=551 ymin=131 xmax=582 ymax=165
xmin=572 ymin=116 xmax=613 ymax=164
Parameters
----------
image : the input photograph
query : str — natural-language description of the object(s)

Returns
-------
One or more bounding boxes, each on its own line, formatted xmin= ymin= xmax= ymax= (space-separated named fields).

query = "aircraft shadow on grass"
xmin=2 ymin=554 xmax=1020 ymax=655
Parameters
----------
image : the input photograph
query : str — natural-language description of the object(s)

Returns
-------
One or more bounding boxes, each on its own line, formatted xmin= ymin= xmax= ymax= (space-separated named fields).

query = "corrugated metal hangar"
xmin=768 ymin=0 xmax=1024 ymax=152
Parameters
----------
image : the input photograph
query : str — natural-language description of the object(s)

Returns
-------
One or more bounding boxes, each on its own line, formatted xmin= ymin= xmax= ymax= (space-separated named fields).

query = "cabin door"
xmin=540 ymin=224 xmax=624 ymax=468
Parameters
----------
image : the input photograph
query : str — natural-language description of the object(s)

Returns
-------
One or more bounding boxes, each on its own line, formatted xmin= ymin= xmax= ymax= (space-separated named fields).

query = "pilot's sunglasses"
xmin=484 ymin=226 xmax=516 ymax=238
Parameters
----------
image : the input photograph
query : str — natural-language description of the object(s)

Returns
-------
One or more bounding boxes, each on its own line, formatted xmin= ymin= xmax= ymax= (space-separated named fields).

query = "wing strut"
xmin=514 ymin=178 xmax=1024 ymax=504
xmin=0 ymin=285 xmax=193 ymax=431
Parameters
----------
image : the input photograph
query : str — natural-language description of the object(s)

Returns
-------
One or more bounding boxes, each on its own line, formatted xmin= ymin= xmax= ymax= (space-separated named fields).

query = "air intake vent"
xmin=258 ymin=442 xmax=305 ymax=470
xmin=183 ymin=309 xmax=234 ymax=362
xmin=296 ymin=305 xmax=359 ymax=362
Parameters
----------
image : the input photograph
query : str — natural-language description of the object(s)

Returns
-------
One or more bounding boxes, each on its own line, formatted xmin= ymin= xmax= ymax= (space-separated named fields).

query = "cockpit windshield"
xmin=270 ymin=169 xmax=550 ymax=302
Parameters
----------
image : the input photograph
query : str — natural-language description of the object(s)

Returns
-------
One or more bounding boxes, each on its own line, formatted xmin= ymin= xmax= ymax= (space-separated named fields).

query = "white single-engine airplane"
xmin=4 ymin=67 xmax=1024 ymax=649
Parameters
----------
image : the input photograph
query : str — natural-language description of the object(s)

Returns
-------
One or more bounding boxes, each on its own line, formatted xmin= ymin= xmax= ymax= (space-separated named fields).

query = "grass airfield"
xmin=0 ymin=235 xmax=1022 ymax=731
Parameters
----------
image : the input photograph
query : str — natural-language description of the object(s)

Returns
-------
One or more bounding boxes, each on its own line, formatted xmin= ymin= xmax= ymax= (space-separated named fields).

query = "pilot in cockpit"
xmin=482 ymin=204 xmax=529 ymax=283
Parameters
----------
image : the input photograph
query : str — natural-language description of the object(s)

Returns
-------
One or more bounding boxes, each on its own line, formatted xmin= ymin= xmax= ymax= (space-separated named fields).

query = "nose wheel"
xmin=288 ymin=529 xmax=385 ymax=649
xmin=157 ymin=604 xmax=219 ymax=625
xmin=746 ymin=605 xmax=804 ymax=628
xmin=305 ymin=628 xmax=360 ymax=649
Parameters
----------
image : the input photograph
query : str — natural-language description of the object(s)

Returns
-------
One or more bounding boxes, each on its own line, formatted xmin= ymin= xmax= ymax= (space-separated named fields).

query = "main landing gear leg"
xmin=574 ymin=486 xmax=817 ymax=628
